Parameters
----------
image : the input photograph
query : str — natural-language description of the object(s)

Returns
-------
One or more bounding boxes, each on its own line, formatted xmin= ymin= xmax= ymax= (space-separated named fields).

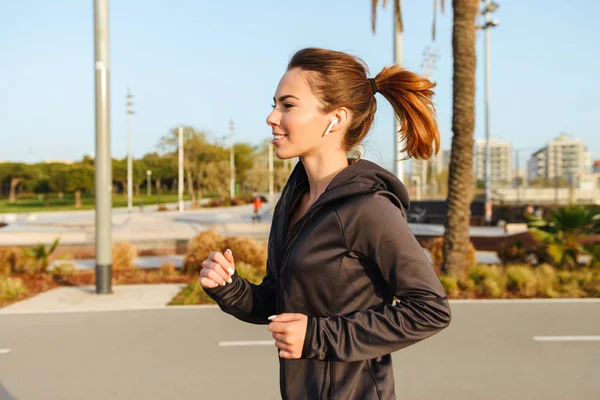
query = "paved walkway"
xmin=0 ymin=284 xmax=185 ymax=314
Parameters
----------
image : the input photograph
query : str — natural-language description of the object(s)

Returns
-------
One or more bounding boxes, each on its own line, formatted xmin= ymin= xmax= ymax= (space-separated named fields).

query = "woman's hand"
xmin=268 ymin=313 xmax=308 ymax=359
xmin=199 ymin=249 xmax=235 ymax=289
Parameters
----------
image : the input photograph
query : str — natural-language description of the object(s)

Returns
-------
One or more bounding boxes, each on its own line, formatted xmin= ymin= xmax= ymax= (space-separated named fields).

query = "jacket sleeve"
xmin=301 ymin=193 xmax=451 ymax=362
xmin=203 ymin=259 xmax=277 ymax=325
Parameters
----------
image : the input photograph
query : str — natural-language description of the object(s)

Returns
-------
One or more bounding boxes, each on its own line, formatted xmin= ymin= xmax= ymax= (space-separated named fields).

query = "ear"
xmin=329 ymin=108 xmax=350 ymax=134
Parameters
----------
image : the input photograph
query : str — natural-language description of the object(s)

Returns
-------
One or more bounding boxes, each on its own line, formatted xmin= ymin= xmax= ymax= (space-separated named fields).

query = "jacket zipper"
xmin=329 ymin=361 xmax=335 ymax=400
xmin=279 ymin=185 xmax=379 ymax=276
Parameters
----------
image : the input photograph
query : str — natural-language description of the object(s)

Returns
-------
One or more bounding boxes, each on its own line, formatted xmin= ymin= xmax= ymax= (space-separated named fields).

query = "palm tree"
xmin=527 ymin=207 xmax=600 ymax=269
xmin=441 ymin=0 xmax=479 ymax=278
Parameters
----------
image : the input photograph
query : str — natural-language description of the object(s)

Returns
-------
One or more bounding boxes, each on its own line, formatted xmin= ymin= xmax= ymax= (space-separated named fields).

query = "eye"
xmin=271 ymin=104 xmax=276 ymax=109
xmin=283 ymin=103 xmax=294 ymax=109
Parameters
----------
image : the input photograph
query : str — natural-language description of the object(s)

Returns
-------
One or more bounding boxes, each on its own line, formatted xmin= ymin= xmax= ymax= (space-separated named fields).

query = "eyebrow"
xmin=272 ymin=94 xmax=300 ymax=103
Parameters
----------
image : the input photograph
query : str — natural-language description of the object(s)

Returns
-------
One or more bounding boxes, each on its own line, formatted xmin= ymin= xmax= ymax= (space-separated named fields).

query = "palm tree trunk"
xmin=9 ymin=177 xmax=21 ymax=203
xmin=155 ymin=177 xmax=161 ymax=194
xmin=442 ymin=0 xmax=478 ymax=279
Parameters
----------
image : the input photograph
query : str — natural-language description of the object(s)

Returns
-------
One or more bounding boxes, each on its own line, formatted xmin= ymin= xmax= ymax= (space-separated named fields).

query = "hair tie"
xmin=368 ymin=78 xmax=378 ymax=95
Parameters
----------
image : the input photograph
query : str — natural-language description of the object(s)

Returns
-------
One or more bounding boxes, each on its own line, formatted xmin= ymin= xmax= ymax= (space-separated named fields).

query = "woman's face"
xmin=266 ymin=68 xmax=337 ymax=160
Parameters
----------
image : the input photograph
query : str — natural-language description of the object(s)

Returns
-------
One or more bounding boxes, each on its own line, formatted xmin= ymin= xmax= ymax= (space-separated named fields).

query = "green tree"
xmin=142 ymin=152 xmax=177 ymax=194
xmin=0 ymin=163 xmax=35 ymax=203
xmin=64 ymin=164 xmax=95 ymax=208
xmin=442 ymin=0 xmax=479 ymax=278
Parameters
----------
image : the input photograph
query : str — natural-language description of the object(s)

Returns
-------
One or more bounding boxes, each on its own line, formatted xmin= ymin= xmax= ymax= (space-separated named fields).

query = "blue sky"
xmin=1 ymin=0 xmax=598 ymax=171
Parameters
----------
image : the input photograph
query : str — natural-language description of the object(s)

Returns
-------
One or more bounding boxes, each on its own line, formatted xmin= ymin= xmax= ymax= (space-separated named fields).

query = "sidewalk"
xmin=0 ymin=284 xmax=186 ymax=314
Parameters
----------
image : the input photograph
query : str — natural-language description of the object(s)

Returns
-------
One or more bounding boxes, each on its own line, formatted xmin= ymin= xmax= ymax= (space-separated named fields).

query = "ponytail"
xmin=374 ymin=66 xmax=440 ymax=160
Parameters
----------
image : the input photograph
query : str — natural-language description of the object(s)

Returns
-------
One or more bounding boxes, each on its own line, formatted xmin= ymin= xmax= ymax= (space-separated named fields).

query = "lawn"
xmin=0 ymin=193 xmax=191 ymax=213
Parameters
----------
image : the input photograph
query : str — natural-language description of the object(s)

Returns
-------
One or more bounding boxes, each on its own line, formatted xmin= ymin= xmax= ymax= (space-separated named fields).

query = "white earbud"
xmin=324 ymin=117 xmax=338 ymax=137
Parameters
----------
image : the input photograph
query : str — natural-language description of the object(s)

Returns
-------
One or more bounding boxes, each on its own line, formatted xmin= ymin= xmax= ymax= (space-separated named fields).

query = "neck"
xmin=300 ymin=151 xmax=349 ymax=204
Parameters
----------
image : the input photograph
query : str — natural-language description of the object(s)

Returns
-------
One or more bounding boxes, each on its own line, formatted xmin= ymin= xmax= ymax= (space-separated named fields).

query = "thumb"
xmin=268 ymin=313 xmax=301 ymax=323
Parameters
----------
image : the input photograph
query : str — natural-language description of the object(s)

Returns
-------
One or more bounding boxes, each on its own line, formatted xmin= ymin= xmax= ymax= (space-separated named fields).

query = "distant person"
xmin=252 ymin=196 xmax=263 ymax=222
xmin=199 ymin=48 xmax=450 ymax=399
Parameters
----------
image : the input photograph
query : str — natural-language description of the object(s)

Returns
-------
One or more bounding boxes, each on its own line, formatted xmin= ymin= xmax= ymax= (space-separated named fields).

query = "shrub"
xmin=506 ymin=265 xmax=537 ymax=297
xmin=183 ymin=230 xmax=226 ymax=274
xmin=21 ymin=237 xmax=60 ymax=274
xmin=534 ymin=264 xmax=559 ymax=297
xmin=112 ymin=242 xmax=137 ymax=271
xmin=51 ymin=262 xmax=76 ymax=278
xmin=168 ymin=280 xmax=215 ymax=305
xmin=235 ymin=261 xmax=266 ymax=285
xmin=439 ymin=276 xmax=459 ymax=297
xmin=425 ymin=237 xmax=476 ymax=278
xmin=497 ymin=240 xmax=526 ymax=265
xmin=466 ymin=265 xmax=506 ymax=298
xmin=224 ymin=236 xmax=267 ymax=269
xmin=0 ymin=276 xmax=27 ymax=301
xmin=157 ymin=203 xmax=169 ymax=212
xmin=159 ymin=261 xmax=177 ymax=277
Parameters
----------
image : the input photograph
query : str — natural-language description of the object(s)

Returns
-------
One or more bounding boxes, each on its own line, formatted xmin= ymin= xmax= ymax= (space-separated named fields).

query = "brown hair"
xmin=288 ymin=48 xmax=440 ymax=160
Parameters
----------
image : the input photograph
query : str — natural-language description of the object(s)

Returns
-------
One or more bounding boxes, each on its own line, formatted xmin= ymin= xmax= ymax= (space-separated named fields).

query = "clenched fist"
xmin=199 ymin=249 xmax=236 ymax=289
xmin=268 ymin=313 xmax=308 ymax=359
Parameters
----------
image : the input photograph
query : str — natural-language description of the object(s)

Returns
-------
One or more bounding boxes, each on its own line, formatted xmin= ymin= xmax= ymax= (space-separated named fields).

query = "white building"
xmin=474 ymin=137 xmax=512 ymax=185
xmin=527 ymin=133 xmax=592 ymax=181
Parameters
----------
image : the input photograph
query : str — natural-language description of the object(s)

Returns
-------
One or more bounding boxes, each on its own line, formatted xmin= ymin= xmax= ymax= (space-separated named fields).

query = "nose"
xmin=266 ymin=108 xmax=279 ymax=128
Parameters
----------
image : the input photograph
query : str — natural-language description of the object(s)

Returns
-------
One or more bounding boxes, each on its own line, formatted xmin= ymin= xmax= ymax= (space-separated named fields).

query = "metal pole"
xmin=146 ymin=170 xmax=151 ymax=196
xmin=127 ymin=89 xmax=133 ymax=212
xmin=393 ymin=0 xmax=403 ymax=181
xmin=178 ymin=126 xmax=184 ymax=212
xmin=483 ymin=0 xmax=493 ymax=223
xmin=94 ymin=0 xmax=112 ymax=294
xmin=268 ymin=143 xmax=274 ymax=204
xmin=229 ymin=120 xmax=235 ymax=198
xmin=516 ymin=149 xmax=520 ymax=205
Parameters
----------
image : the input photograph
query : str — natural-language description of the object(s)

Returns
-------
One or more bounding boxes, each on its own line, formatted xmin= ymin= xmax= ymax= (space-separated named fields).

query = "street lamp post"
xmin=146 ymin=170 xmax=152 ymax=196
xmin=127 ymin=89 xmax=134 ymax=212
xmin=229 ymin=120 xmax=235 ymax=198
xmin=481 ymin=0 xmax=499 ymax=223
xmin=178 ymin=126 xmax=184 ymax=212
xmin=93 ymin=0 xmax=112 ymax=294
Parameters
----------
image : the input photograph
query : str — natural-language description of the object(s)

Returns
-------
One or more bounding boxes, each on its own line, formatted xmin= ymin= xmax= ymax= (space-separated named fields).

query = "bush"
xmin=235 ymin=261 xmax=266 ymax=285
xmin=497 ymin=240 xmax=526 ymax=265
xmin=425 ymin=237 xmax=476 ymax=277
xmin=0 ymin=247 xmax=29 ymax=276
xmin=535 ymin=264 xmax=559 ymax=297
xmin=0 ymin=276 xmax=27 ymax=301
xmin=224 ymin=236 xmax=267 ymax=269
xmin=506 ymin=265 xmax=537 ymax=297
xmin=466 ymin=265 xmax=506 ymax=298
xmin=439 ymin=276 xmax=459 ymax=297
xmin=112 ymin=242 xmax=137 ymax=271
xmin=51 ymin=262 xmax=76 ymax=278
xmin=157 ymin=203 xmax=169 ymax=212
xmin=159 ymin=262 xmax=177 ymax=277
xmin=183 ymin=230 xmax=226 ymax=274
xmin=168 ymin=280 xmax=215 ymax=305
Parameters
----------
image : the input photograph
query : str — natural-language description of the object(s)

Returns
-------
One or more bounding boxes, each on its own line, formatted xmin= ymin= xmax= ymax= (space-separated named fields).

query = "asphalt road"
xmin=1 ymin=301 xmax=599 ymax=400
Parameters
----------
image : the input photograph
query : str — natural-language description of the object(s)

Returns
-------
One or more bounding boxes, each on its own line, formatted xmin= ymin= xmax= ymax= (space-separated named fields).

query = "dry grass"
xmin=159 ymin=262 xmax=177 ymax=277
xmin=112 ymin=242 xmax=138 ymax=271
xmin=224 ymin=236 xmax=267 ymax=269
xmin=0 ymin=246 xmax=30 ymax=276
xmin=183 ymin=230 xmax=226 ymax=274
xmin=0 ymin=276 xmax=27 ymax=301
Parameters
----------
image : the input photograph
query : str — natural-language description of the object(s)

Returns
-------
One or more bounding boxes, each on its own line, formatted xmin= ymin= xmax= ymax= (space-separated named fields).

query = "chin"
xmin=274 ymin=147 xmax=299 ymax=160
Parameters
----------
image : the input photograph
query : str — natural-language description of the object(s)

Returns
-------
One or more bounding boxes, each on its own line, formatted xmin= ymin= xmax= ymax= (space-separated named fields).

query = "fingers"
xmin=212 ymin=251 xmax=235 ymax=275
xmin=268 ymin=313 xmax=301 ymax=323
xmin=267 ymin=322 xmax=289 ymax=334
xmin=201 ymin=260 xmax=230 ymax=284
xmin=199 ymin=277 xmax=218 ymax=289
